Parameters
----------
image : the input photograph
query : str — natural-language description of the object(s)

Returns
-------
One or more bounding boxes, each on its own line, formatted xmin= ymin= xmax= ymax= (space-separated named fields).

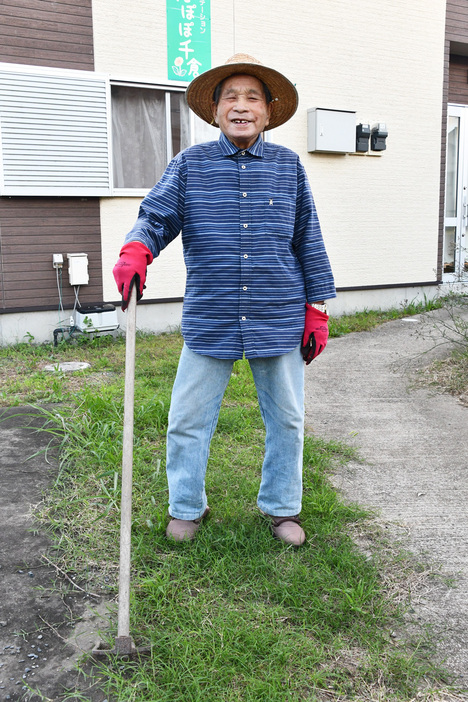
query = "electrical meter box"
xmin=67 ymin=253 xmax=89 ymax=286
xmin=74 ymin=303 xmax=119 ymax=333
xmin=307 ymin=108 xmax=356 ymax=153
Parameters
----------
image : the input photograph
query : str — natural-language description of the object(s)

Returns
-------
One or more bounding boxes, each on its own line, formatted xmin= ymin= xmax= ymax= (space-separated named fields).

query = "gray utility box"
xmin=307 ymin=108 xmax=356 ymax=153
xmin=74 ymin=303 xmax=119 ymax=333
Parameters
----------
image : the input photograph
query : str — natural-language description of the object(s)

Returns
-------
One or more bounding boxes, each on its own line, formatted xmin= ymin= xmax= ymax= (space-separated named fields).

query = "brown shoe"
xmin=270 ymin=515 xmax=306 ymax=546
xmin=166 ymin=507 xmax=210 ymax=542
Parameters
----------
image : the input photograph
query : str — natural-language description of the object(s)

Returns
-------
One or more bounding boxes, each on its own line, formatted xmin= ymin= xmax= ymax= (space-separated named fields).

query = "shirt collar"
xmin=218 ymin=132 xmax=264 ymax=158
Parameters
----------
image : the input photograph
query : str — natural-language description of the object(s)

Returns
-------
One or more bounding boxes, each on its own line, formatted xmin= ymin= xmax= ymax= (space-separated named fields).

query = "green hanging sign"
xmin=166 ymin=0 xmax=211 ymax=82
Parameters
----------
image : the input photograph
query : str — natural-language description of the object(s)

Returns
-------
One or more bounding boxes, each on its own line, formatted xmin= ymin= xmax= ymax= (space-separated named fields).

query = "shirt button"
xmin=243 ymin=223 xmax=248 ymax=228
xmin=241 ymin=151 xmax=246 ymax=155
xmin=241 ymin=316 xmax=246 ymax=321
xmin=242 ymin=192 xmax=247 ymax=197
xmin=241 ymin=165 xmax=246 ymax=169
xmin=242 ymin=286 xmax=248 ymax=291
xmin=243 ymin=254 xmax=248 ymax=258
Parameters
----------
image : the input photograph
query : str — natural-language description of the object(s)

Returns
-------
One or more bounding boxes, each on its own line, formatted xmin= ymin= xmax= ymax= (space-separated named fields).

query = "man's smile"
xmin=211 ymin=74 xmax=271 ymax=149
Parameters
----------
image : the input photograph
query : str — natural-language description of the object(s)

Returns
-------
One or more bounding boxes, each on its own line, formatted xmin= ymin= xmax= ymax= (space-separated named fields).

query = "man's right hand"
xmin=113 ymin=241 xmax=154 ymax=311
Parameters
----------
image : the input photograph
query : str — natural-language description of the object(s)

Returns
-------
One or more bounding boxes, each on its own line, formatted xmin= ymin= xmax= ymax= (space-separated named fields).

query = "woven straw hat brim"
xmin=186 ymin=58 xmax=298 ymax=131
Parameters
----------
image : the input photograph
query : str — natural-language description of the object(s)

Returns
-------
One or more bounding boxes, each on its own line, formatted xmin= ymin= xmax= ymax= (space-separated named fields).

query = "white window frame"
xmin=109 ymin=78 xmax=188 ymax=197
xmin=444 ymin=104 xmax=468 ymax=282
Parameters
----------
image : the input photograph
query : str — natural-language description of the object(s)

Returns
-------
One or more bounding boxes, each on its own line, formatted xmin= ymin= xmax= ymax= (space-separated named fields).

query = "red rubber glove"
xmin=301 ymin=303 xmax=329 ymax=364
xmin=113 ymin=241 xmax=153 ymax=311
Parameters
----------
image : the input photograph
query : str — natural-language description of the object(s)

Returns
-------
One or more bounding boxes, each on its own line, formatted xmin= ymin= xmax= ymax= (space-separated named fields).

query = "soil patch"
xmin=0 ymin=407 xmax=111 ymax=702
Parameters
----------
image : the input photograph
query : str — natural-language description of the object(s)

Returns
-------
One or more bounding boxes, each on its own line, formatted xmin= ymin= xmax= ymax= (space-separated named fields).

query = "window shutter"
xmin=0 ymin=66 xmax=111 ymax=196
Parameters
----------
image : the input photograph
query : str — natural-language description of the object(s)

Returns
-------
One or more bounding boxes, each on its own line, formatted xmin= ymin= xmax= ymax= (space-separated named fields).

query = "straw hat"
xmin=186 ymin=53 xmax=298 ymax=131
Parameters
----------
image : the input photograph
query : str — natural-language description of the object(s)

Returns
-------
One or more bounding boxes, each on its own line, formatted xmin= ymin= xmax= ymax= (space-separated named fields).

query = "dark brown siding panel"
xmin=0 ymin=198 xmax=103 ymax=311
xmin=448 ymin=55 xmax=468 ymax=103
xmin=446 ymin=0 xmax=468 ymax=38
xmin=0 ymin=0 xmax=94 ymax=70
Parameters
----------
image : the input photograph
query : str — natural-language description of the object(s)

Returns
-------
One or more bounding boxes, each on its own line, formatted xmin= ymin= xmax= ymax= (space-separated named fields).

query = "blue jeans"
xmin=166 ymin=344 xmax=304 ymax=520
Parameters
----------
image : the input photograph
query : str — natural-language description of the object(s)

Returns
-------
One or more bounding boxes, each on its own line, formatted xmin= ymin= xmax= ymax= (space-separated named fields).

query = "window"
xmin=111 ymin=84 xmax=191 ymax=191
xmin=0 ymin=64 xmax=195 ymax=197
xmin=0 ymin=64 xmax=110 ymax=196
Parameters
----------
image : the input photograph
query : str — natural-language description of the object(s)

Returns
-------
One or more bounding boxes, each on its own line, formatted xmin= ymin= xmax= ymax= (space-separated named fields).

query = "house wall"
xmin=446 ymin=0 xmax=468 ymax=45
xmin=0 ymin=0 xmax=459 ymax=343
xmin=0 ymin=0 xmax=100 ymax=324
xmin=281 ymin=0 xmax=445 ymax=290
xmin=99 ymin=198 xmax=186 ymax=303
xmin=448 ymin=56 xmax=468 ymax=103
xmin=0 ymin=198 xmax=103 ymax=312
xmin=93 ymin=0 xmax=447 ymax=316
xmin=0 ymin=0 xmax=94 ymax=70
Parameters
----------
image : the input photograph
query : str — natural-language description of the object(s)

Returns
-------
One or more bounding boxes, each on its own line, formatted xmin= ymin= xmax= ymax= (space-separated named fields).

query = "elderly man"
xmin=113 ymin=54 xmax=336 ymax=546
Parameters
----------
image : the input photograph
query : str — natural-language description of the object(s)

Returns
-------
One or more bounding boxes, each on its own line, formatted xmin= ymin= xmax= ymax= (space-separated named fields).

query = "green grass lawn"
xmin=1 ymin=298 xmax=463 ymax=701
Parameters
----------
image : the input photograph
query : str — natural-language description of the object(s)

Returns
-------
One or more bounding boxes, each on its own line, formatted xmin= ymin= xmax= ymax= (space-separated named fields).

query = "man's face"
xmin=211 ymin=74 xmax=272 ymax=150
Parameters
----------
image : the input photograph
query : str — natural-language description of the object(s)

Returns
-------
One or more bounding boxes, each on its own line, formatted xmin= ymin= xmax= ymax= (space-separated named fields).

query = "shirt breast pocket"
xmin=263 ymin=195 xmax=294 ymax=238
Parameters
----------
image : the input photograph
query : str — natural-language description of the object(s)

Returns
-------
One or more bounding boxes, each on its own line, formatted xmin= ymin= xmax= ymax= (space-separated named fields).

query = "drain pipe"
xmin=53 ymin=326 xmax=77 ymax=346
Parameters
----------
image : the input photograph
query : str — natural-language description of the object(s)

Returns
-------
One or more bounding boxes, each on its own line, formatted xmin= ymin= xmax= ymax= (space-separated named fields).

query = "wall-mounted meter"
xmin=356 ymin=123 xmax=371 ymax=152
xmin=307 ymin=108 xmax=356 ymax=153
xmin=67 ymin=253 xmax=89 ymax=286
xmin=371 ymin=123 xmax=388 ymax=151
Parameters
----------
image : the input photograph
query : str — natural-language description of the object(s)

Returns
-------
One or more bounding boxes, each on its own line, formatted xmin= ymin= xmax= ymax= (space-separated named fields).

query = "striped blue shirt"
xmin=125 ymin=132 xmax=336 ymax=359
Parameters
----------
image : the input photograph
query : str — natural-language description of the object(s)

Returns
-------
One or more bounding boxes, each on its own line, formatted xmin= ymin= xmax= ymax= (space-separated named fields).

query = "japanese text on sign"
xmin=167 ymin=0 xmax=211 ymax=82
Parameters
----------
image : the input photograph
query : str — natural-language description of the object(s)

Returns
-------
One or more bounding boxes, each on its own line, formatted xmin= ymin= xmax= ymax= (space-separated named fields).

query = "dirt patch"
xmin=0 ymin=407 xmax=112 ymax=702
xmin=0 ymin=358 xmax=118 ymax=408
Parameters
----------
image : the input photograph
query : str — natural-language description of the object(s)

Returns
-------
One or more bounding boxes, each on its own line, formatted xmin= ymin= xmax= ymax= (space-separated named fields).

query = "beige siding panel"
xmin=100 ymin=198 xmax=186 ymax=304
xmin=256 ymin=0 xmax=445 ymax=288
xmin=93 ymin=0 xmax=446 ymax=291
xmin=92 ymin=0 xmax=166 ymax=84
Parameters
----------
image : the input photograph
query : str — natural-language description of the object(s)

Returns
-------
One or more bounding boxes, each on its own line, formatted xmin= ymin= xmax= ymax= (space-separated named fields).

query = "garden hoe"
xmin=92 ymin=285 xmax=151 ymax=660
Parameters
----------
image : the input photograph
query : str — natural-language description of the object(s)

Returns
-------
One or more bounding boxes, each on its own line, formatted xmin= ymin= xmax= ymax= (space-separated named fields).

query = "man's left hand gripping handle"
xmin=113 ymin=241 xmax=154 ymax=311
xmin=301 ymin=303 xmax=330 ymax=364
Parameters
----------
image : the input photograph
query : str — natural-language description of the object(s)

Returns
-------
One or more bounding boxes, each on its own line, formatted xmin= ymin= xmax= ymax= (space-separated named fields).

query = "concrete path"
xmin=304 ymin=306 xmax=468 ymax=691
